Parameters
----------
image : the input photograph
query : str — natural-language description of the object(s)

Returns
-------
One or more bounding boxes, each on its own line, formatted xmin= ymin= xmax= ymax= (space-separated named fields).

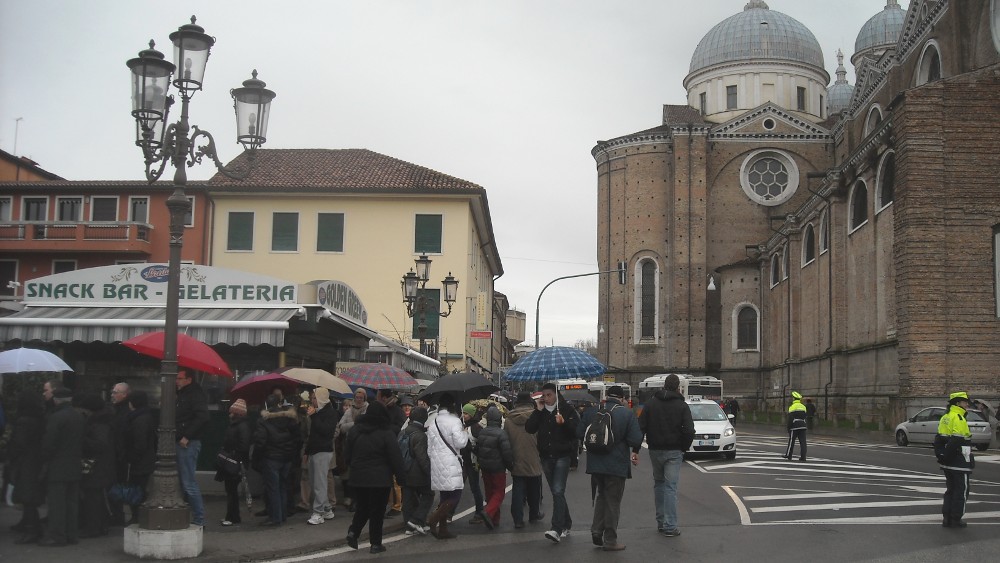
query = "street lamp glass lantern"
xmin=231 ymin=70 xmax=276 ymax=151
xmin=414 ymin=254 xmax=431 ymax=282
xmin=168 ymin=16 xmax=214 ymax=94
xmin=402 ymin=269 xmax=419 ymax=303
xmin=442 ymin=272 xmax=459 ymax=304
xmin=127 ymin=41 xmax=174 ymax=137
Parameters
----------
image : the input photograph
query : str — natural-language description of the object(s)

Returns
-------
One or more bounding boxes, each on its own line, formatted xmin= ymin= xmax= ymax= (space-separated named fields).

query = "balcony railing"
xmin=0 ymin=221 xmax=154 ymax=253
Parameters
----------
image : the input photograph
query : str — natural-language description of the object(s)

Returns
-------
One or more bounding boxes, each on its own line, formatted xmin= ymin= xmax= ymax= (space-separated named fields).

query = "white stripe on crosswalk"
xmin=750 ymin=499 xmax=944 ymax=513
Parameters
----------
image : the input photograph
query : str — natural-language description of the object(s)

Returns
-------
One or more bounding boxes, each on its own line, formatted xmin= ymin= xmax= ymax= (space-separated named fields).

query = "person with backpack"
xmin=525 ymin=382 xmax=580 ymax=544
xmin=584 ymin=386 xmax=643 ymax=551
xmin=253 ymin=393 xmax=302 ymax=527
xmin=400 ymin=406 xmax=433 ymax=535
xmin=638 ymin=374 xmax=694 ymax=538
xmin=475 ymin=405 xmax=513 ymax=529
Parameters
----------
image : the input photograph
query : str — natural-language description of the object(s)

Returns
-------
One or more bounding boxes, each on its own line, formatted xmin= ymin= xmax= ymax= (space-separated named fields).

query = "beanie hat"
xmin=515 ymin=391 xmax=534 ymax=405
xmin=462 ymin=403 xmax=477 ymax=417
xmin=229 ymin=398 xmax=248 ymax=416
xmin=607 ymin=385 xmax=625 ymax=399
xmin=409 ymin=406 xmax=429 ymax=425
xmin=314 ymin=387 xmax=331 ymax=409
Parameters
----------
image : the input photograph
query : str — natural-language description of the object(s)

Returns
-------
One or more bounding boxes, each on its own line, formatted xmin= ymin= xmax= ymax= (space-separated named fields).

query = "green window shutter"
xmin=414 ymin=214 xmax=442 ymax=254
xmin=317 ymin=213 xmax=344 ymax=252
xmin=272 ymin=212 xmax=299 ymax=251
xmin=411 ymin=288 xmax=440 ymax=339
xmin=227 ymin=212 xmax=254 ymax=251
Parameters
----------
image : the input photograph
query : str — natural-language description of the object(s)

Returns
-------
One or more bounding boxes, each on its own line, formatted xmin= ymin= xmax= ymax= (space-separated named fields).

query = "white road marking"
xmin=750 ymin=499 xmax=945 ymax=513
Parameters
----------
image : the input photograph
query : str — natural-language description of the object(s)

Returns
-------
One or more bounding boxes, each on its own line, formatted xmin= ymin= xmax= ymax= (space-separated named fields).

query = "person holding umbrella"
xmin=526 ymin=382 xmax=580 ymax=543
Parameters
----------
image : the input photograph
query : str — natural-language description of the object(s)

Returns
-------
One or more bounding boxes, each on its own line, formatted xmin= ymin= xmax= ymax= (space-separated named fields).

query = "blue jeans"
xmin=510 ymin=475 xmax=542 ymax=524
xmin=176 ymin=439 xmax=205 ymax=525
xmin=649 ymin=449 xmax=683 ymax=531
xmin=540 ymin=456 xmax=572 ymax=533
xmin=262 ymin=458 xmax=291 ymax=524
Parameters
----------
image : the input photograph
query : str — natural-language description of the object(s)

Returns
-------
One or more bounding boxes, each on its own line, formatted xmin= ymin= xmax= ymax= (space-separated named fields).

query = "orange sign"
xmin=470 ymin=330 xmax=493 ymax=339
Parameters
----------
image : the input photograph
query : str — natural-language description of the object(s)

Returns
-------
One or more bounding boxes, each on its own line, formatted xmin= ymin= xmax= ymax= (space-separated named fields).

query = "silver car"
xmin=895 ymin=407 xmax=992 ymax=451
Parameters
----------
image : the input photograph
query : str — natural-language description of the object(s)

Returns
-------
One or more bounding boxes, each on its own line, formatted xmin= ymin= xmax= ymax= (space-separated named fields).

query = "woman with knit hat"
xmin=219 ymin=398 xmax=252 ymax=526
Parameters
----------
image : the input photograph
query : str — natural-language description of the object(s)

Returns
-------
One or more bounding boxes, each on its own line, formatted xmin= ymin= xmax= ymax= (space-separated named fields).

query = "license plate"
xmin=698 ymin=440 xmax=715 ymax=446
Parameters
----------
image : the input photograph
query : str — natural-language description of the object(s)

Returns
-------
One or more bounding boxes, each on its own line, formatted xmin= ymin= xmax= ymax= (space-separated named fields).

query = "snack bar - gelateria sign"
xmin=24 ymin=264 xmax=297 ymax=306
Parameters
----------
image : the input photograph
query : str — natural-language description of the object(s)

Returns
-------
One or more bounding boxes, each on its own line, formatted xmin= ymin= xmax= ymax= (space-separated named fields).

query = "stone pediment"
xmin=896 ymin=0 xmax=947 ymax=62
xmin=709 ymin=103 xmax=831 ymax=141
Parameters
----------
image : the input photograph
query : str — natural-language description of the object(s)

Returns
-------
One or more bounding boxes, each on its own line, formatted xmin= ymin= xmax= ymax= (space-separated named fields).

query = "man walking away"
xmin=526 ymin=382 xmax=579 ymax=543
xmin=175 ymin=369 xmax=209 ymax=526
xmin=401 ymin=406 xmax=434 ymax=535
xmin=785 ymin=391 xmax=807 ymax=461
xmin=475 ymin=405 xmax=513 ymax=529
xmin=587 ymin=386 xmax=643 ymax=551
xmin=936 ymin=391 xmax=975 ymax=528
xmin=638 ymin=374 xmax=694 ymax=538
xmin=39 ymin=387 xmax=85 ymax=546
xmin=505 ymin=392 xmax=544 ymax=529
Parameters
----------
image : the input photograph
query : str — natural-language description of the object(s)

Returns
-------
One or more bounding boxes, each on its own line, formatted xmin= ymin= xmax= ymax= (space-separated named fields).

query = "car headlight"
xmin=724 ymin=427 xmax=735 ymax=437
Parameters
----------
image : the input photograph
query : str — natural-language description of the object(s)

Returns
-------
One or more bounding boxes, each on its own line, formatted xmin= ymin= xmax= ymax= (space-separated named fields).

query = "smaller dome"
xmin=827 ymin=49 xmax=854 ymax=115
xmin=854 ymin=1 xmax=906 ymax=58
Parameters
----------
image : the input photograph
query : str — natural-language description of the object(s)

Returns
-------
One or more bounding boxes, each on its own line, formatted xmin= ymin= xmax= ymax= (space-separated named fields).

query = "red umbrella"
xmin=339 ymin=362 xmax=417 ymax=390
xmin=123 ymin=332 xmax=233 ymax=377
xmin=229 ymin=372 xmax=300 ymax=406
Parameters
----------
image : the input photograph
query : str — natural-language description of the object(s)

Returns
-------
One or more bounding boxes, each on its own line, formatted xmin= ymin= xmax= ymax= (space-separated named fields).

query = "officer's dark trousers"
xmin=47 ymin=480 xmax=80 ymax=544
xmin=942 ymin=468 xmax=970 ymax=520
xmin=785 ymin=429 xmax=807 ymax=460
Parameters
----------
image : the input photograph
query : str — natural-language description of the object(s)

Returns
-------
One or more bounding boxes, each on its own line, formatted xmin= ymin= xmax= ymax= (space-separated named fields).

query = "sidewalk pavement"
xmin=0 ymin=494 xmax=408 ymax=563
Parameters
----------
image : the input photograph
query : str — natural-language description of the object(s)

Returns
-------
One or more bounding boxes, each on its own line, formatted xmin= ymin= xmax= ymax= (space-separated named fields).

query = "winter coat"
xmin=426 ymin=408 xmax=468 ymax=491
xmin=401 ymin=422 xmax=431 ymax=488
xmin=475 ymin=407 xmax=513 ymax=473
xmin=40 ymin=401 xmax=85 ymax=482
xmin=81 ymin=409 xmax=117 ymax=489
xmin=176 ymin=381 xmax=209 ymax=442
xmin=304 ymin=403 xmax=338 ymax=455
xmin=253 ymin=407 xmax=302 ymax=462
xmin=112 ymin=400 xmax=130 ymax=473
xmin=9 ymin=405 xmax=45 ymax=505
xmin=525 ymin=400 xmax=579 ymax=459
xmin=343 ymin=407 xmax=405 ymax=488
xmin=584 ymin=398 xmax=644 ymax=479
xmin=383 ymin=398 xmax=406 ymax=436
xmin=125 ymin=406 xmax=157 ymax=476
xmin=222 ymin=415 xmax=253 ymax=463
xmin=937 ymin=404 xmax=975 ymax=472
xmin=639 ymin=389 xmax=695 ymax=451
xmin=505 ymin=404 xmax=542 ymax=477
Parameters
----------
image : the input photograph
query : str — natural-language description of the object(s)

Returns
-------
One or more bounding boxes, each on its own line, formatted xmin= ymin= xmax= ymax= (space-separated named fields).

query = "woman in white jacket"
xmin=424 ymin=393 xmax=468 ymax=539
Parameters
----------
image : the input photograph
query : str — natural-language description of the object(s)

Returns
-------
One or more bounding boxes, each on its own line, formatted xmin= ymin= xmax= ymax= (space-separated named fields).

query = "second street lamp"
xmin=125 ymin=16 xmax=275 ymax=539
xmin=401 ymin=254 xmax=459 ymax=358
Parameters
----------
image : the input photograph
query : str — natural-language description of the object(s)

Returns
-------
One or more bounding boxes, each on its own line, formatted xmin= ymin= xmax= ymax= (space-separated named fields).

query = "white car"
xmin=686 ymin=398 xmax=737 ymax=459
xmin=895 ymin=407 xmax=992 ymax=451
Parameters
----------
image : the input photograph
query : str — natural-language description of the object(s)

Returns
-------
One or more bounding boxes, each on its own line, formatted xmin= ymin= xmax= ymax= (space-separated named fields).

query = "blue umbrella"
xmin=505 ymin=346 xmax=605 ymax=382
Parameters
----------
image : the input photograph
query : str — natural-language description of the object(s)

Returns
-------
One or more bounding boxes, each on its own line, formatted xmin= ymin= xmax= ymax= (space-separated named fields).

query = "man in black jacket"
xmin=526 ymin=382 xmax=579 ymax=543
xmin=109 ymin=382 xmax=131 ymax=526
xmin=39 ymin=387 xmax=85 ymax=546
xmin=305 ymin=388 xmax=338 ymax=525
xmin=254 ymin=394 xmax=302 ymax=526
xmin=377 ymin=389 xmax=406 ymax=518
xmin=175 ymin=369 xmax=209 ymax=526
xmin=638 ymin=374 xmax=694 ymax=538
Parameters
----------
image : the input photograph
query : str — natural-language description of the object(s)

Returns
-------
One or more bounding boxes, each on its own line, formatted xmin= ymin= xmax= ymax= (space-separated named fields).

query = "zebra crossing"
xmin=692 ymin=436 xmax=1000 ymax=525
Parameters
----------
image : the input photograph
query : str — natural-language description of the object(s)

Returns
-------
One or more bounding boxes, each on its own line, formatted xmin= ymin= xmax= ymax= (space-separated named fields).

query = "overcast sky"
xmin=0 ymin=0 xmax=905 ymax=348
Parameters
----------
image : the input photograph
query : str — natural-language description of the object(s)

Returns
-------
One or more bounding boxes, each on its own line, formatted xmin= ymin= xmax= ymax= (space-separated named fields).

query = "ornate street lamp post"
xmin=401 ymin=254 xmax=459 ymax=358
xmin=126 ymin=16 xmax=275 ymax=532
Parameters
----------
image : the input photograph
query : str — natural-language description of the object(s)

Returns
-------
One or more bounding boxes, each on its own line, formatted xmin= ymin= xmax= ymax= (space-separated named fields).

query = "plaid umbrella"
xmin=505 ymin=346 xmax=605 ymax=382
xmin=339 ymin=362 xmax=417 ymax=390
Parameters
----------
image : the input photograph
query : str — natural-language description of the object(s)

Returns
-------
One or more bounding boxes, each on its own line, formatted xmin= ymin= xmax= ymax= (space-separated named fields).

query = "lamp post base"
xmin=124 ymin=523 xmax=203 ymax=559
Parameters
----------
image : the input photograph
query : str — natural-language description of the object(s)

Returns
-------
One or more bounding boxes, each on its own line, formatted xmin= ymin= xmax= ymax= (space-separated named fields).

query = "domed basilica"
xmin=594 ymin=0 xmax=1000 ymax=420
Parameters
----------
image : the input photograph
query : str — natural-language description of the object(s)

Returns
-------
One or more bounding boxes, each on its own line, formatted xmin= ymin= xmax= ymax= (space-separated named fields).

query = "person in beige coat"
xmin=505 ymin=392 xmax=544 ymax=528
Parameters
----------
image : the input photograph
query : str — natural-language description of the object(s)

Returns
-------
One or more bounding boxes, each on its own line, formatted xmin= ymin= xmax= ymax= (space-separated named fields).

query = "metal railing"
xmin=0 ymin=221 xmax=152 ymax=242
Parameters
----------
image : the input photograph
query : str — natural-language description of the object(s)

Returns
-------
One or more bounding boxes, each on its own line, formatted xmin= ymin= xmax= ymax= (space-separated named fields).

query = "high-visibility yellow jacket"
xmin=787 ymin=399 xmax=807 ymax=432
xmin=936 ymin=405 xmax=974 ymax=472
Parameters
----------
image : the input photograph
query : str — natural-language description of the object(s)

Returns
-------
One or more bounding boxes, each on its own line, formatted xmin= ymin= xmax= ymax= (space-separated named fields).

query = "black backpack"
xmin=584 ymin=404 xmax=619 ymax=454
xmin=398 ymin=429 xmax=415 ymax=472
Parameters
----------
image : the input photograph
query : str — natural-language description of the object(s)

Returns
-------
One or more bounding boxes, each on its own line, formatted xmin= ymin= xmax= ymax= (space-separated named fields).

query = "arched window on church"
xmin=802 ymin=223 xmax=816 ymax=266
xmin=850 ymin=181 xmax=869 ymax=232
xmin=770 ymin=254 xmax=781 ymax=287
xmin=819 ymin=209 xmax=829 ymax=253
xmin=917 ymin=41 xmax=943 ymax=85
xmin=734 ymin=304 xmax=759 ymax=351
xmin=637 ymin=259 xmax=657 ymax=342
xmin=782 ymin=245 xmax=789 ymax=280
xmin=876 ymin=151 xmax=896 ymax=212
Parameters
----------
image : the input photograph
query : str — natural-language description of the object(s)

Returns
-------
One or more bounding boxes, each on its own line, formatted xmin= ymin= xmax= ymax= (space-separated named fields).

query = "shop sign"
xmin=313 ymin=280 xmax=368 ymax=325
xmin=470 ymin=330 xmax=492 ymax=339
xmin=23 ymin=264 xmax=298 ymax=306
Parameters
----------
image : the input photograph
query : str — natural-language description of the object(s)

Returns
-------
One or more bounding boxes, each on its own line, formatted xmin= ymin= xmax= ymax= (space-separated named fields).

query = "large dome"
xmin=689 ymin=1 xmax=825 ymax=74
xmin=854 ymin=1 xmax=906 ymax=59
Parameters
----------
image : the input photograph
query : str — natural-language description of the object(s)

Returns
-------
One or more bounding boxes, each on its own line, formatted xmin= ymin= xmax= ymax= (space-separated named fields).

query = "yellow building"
xmin=206 ymin=149 xmax=503 ymax=375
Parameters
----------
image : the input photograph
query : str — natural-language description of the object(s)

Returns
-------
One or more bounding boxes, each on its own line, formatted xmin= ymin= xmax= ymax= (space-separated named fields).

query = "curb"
xmin=199 ymin=521 xmax=408 ymax=563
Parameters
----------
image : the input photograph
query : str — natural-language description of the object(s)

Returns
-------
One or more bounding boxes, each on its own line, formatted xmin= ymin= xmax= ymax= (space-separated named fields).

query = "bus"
xmin=555 ymin=378 xmax=605 ymax=404
xmin=635 ymin=374 xmax=723 ymax=415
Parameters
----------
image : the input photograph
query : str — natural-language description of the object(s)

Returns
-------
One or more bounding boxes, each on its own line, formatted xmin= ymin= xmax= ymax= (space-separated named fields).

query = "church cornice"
xmin=683 ymin=59 xmax=830 ymax=90
xmin=592 ymin=131 xmax=674 ymax=165
xmin=708 ymin=103 xmax=832 ymax=142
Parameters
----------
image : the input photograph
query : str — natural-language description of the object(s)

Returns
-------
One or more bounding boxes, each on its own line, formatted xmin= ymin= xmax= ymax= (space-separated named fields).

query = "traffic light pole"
xmin=534 ymin=266 xmax=624 ymax=350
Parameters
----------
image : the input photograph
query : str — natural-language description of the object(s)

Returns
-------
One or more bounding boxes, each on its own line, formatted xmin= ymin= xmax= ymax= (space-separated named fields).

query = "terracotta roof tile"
xmin=208 ymin=148 xmax=485 ymax=193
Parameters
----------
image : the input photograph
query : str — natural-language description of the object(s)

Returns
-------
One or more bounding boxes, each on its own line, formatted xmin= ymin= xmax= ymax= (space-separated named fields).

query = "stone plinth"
xmin=123 ymin=524 xmax=203 ymax=559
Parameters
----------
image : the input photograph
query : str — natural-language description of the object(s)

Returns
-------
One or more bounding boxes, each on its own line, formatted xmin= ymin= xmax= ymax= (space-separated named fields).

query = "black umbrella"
xmin=417 ymin=372 xmax=499 ymax=404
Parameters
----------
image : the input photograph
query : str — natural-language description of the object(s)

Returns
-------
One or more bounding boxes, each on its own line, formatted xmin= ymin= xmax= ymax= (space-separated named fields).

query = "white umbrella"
xmin=0 ymin=348 xmax=73 ymax=373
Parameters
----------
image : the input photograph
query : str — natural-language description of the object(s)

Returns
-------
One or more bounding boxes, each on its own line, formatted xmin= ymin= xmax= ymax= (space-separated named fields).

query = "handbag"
xmin=215 ymin=451 xmax=242 ymax=476
xmin=109 ymin=482 xmax=145 ymax=505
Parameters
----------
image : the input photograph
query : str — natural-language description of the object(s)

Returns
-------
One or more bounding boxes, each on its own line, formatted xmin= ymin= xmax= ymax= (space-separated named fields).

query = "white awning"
xmin=318 ymin=308 xmax=440 ymax=369
xmin=0 ymin=306 xmax=305 ymax=346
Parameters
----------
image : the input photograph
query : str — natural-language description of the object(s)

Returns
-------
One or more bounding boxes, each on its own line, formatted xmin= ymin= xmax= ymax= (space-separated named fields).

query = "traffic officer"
xmin=784 ymin=391 xmax=807 ymax=461
xmin=936 ymin=391 xmax=974 ymax=528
